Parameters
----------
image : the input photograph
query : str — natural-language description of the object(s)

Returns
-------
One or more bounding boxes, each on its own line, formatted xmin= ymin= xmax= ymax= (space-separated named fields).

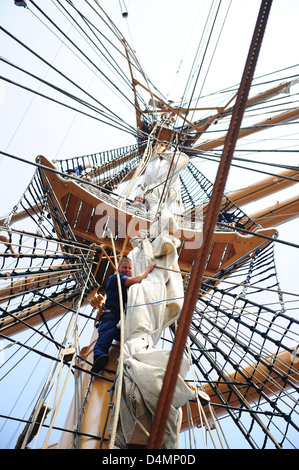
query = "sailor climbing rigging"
xmin=92 ymin=256 xmax=156 ymax=374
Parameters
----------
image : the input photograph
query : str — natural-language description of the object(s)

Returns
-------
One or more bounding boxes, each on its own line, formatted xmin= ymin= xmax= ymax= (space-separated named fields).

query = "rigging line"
xmin=170 ymin=2 xmax=205 ymax=98
xmin=189 ymin=340 xmax=280 ymax=449
xmin=246 ymin=66 xmax=299 ymax=90
xmin=123 ymin=285 xmax=292 ymax=327
xmin=242 ymin=92 xmax=299 ymax=112
xmin=201 ymin=283 xmax=299 ymax=335
xmin=0 ymin=58 xmax=138 ymax=138
xmin=233 ymin=106 xmax=299 ymax=125
xmin=192 ymin=152 xmax=299 ymax=183
xmin=83 ymin=0 xmax=135 ymax=61
xmin=194 ymin=308 xmax=299 ymax=381
xmin=0 ymin=150 xmax=134 ymax=206
xmin=229 ymin=154 xmax=299 ymax=174
xmin=0 ymin=255 xmax=85 ymax=271
xmin=28 ymin=0 xmax=149 ymax=124
xmin=0 ymin=332 xmax=75 ymax=372
xmin=40 ymin=168 xmax=99 ymax=287
xmin=0 ymin=308 xmax=95 ymax=390
xmin=0 ymin=332 xmax=51 ymax=391
xmin=0 ymin=307 xmax=66 ymax=350
xmin=194 ymin=300 xmax=297 ymax=377
xmin=0 ymin=412 xmax=106 ymax=442
xmin=59 ymin=0 xmax=132 ymax=80
xmin=107 ymin=228 xmax=124 ymax=450
xmin=1 ymin=266 xmax=89 ymax=283
xmin=233 ymin=148 xmax=299 ymax=153
xmin=0 ymin=252 xmax=82 ymax=261
xmin=86 ymin=0 xmax=166 ymax=115
xmin=0 ymin=227 xmax=98 ymax=257
xmin=63 ymin=16 xmax=150 ymax=125
xmin=0 ymin=27 xmax=138 ymax=134
xmin=196 ymin=68 xmax=299 ymax=106
xmin=0 ymin=264 xmax=83 ymax=280
xmin=205 ymin=403 xmax=289 ymax=418
xmin=198 ymin=114 xmax=299 ymax=135
xmin=0 ymin=327 xmax=106 ymax=384
xmin=0 ymin=346 xmax=48 ymax=444
xmin=54 ymin=259 xmax=94 ymax=448
xmin=190 ymin=317 xmax=299 ymax=418
xmin=189 ymin=342 xmax=292 ymax=426
xmin=207 ymin=402 xmax=230 ymax=449
xmin=191 ymin=0 xmax=233 ymax=119
xmin=71 ymin=374 xmax=93 ymax=449
xmin=223 ymin=216 xmax=297 ymax=252
xmin=27 ymin=3 xmax=148 ymax=126
xmin=19 ymin=259 xmax=92 ymax=449
xmin=202 ymin=275 xmax=299 ymax=298
xmin=174 ymin=6 xmax=236 ymax=138
xmin=0 ymin=75 xmax=139 ymax=139
xmin=197 ymin=150 xmax=299 ymax=175
xmin=155 ymin=265 xmax=299 ymax=299
xmin=199 ymin=337 xmax=299 ymax=415
xmin=123 ymin=281 xmax=291 ymax=317
xmin=56 ymin=0 xmax=133 ymax=91
xmin=0 ymin=17 xmax=72 ymax=155
xmin=180 ymin=0 xmax=222 ymax=109
xmin=0 ymin=279 xmax=80 ymax=310
xmin=30 ymin=356 xmax=65 ymax=449
xmin=183 ymin=68 xmax=299 ymax=109
xmin=35 ymin=291 xmax=89 ymax=318
xmin=42 ymin=350 xmax=76 ymax=448
xmin=24 ymin=8 xmax=144 ymax=127
xmin=185 ymin=340 xmax=221 ymax=448
xmin=147 ymin=0 xmax=274 ymax=449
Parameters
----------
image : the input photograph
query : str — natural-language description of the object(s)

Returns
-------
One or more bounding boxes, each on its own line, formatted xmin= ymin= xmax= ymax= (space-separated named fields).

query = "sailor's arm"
xmin=125 ymin=261 xmax=156 ymax=287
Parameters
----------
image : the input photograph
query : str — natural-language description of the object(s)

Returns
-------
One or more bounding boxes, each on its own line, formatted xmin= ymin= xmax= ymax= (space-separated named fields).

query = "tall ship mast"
xmin=0 ymin=0 xmax=298 ymax=450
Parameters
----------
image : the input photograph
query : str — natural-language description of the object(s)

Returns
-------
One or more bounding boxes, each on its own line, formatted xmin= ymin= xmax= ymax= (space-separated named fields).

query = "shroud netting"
xmin=0 ymin=146 xmax=298 ymax=449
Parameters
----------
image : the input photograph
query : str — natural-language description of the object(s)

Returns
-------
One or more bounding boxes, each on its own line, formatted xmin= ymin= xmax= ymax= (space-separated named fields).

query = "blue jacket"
xmin=104 ymin=272 xmax=129 ymax=320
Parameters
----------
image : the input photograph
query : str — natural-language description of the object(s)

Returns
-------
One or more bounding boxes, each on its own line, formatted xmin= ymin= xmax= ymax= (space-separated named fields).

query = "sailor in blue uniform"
xmin=92 ymin=256 xmax=156 ymax=374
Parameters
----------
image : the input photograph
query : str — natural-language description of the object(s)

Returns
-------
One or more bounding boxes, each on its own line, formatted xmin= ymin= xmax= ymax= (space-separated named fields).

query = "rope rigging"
xmin=0 ymin=0 xmax=298 ymax=451
xmin=191 ymin=151 xmax=299 ymax=187
xmin=0 ymin=5 xmax=151 ymax=143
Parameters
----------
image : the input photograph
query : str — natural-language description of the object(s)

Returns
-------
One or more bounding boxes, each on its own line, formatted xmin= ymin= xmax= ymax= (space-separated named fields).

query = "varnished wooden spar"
xmin=226 ymin=168 xmax=299 ymax=208
xmin=0 ymin=154 xmax=278 ymax=337
xmin=32 ymin=154 xmax=295 ymax=446
xmin=0 ymin=264 xmax=82 ymax=336
xmin=181 ymin=347 xmax=299 ymax=431
xmin=0 ymin=263 xmax=72 ymax=305
xmin=190 ymin=107 xmax=299 ymax=153
xmin=56 ymin=341 xmax=299 ymax=448
xmin=248 ymin=195 xmax=299 ymax=228
xmin=37 ymin=155 xmax=277 ymax=274
xmin=57 ymin=339 xmax=120 ymax=449
xmin=195 ymin=168 xmax=299 ymax=216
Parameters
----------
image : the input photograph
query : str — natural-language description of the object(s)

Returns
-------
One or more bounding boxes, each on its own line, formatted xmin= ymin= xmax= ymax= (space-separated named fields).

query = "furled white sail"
xmin=110 ymin=150 xmax=194 ymax=448
xmin=112 ymin=232 xmax=194 ymax=448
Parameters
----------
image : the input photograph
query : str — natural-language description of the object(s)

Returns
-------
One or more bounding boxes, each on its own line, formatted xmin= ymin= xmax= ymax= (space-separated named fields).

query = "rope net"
xmin=187 ymin=242 xmax=299 ymax=448
xmin=0 ymin=147 xmax=298 ymax=449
